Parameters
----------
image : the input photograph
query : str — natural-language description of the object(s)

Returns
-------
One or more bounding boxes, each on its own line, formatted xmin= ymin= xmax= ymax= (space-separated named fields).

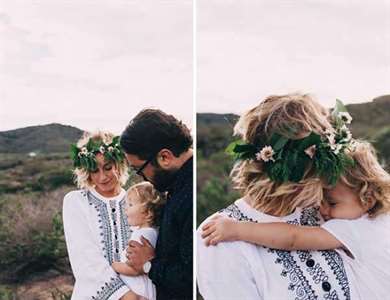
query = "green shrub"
xmin=51 ymin=288 xmax=72 ymax=300
xmin=0 ymin=285 xmax=15 ymax=300
xmin=373 ymin=126 xmax=390 ymax=170
xmin=0 ymin=213 xmax=68 ymax=282
xmin=0 ymin=188 xmax=72 ymax=282
xmin=40 ymin=169 xmax=74 ymax=190
xmin=197 ymin=175 xmax=240 ymax=226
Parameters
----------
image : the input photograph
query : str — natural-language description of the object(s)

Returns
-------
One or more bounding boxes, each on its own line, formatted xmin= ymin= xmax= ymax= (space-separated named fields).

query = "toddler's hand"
xmin=201 ymin=214 xmax=238 ymax=246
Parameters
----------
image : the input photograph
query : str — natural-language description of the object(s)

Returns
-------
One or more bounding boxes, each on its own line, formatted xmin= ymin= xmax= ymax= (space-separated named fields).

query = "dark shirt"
xmin=149 ymin=157 xmax=193 ymax=300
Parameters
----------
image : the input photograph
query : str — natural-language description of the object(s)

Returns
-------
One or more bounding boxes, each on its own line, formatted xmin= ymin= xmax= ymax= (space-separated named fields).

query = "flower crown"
xmin=226 ymin=100 xmax=355 ymax=185
xmin=70 ymin=136 xmax=125 ymax=172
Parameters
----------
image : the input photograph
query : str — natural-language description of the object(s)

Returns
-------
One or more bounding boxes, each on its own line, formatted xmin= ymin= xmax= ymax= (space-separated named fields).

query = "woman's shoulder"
xmin=63 ymin=189 xmax=89 ymax=210
xmin=64 ymin=189 xmax=88 ymax=200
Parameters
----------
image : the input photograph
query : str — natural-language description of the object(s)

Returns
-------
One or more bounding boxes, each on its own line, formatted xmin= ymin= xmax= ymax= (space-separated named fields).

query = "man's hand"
xmin=126 ymin=236 xmax=155 ymax=274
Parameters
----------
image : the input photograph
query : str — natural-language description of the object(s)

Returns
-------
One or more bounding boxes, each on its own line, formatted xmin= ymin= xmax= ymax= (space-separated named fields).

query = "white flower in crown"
xmin=340 ymin=125 xmax=352 ymax=142
xmin=108 ymin=146 xmax=114 ymax=152
xmin=256 ymin=145 xmax=275 ymax=162
xmin=326 ymin=132 xmax=336 ymax=146
xmin=332 ymin=144 xmax=343 ymax=155
xmin=304 ymin=145 xmax=317 ymax=159
xmin=99 ymin=146 xmax=106 ymax=154
xmin=81 ymin=147 xmax=88 ymax=155
xmin=325 ymin=128 xmax=335 ymax=137
xmin=338 ymin=112 xmax=352 ymax=124
xmin=349 ymin=139 xmax=358 ymax=151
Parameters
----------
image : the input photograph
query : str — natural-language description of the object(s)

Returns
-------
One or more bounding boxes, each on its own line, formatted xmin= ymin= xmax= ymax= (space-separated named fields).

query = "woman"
xmin=63 ymin=131 xmax=135 ymax=300
xmin=197 ymin=93 xmax=354 ymax=299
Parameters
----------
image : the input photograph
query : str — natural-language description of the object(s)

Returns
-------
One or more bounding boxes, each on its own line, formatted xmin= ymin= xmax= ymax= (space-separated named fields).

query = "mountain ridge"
xmin=0 ymin=123 xmax=83 ymax=153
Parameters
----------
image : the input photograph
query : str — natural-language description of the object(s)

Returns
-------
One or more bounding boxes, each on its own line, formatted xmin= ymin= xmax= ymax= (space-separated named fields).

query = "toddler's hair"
xmin=127 ymin=182 xmax=166 ymax=226
xmin=334 ymin=141 xmax=390 ymax=218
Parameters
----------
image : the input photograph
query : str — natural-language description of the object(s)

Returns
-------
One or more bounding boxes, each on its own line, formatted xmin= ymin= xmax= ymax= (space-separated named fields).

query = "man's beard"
xmin=150 ymin=167 xmax=178 ymax=192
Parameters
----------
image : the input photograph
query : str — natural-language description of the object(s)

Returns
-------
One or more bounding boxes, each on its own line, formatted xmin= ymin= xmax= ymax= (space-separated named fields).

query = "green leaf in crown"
xmin=225 ymin=100 xmax=355 ymax=185
xmin=70 ymin=136 xmax=125 ymax=172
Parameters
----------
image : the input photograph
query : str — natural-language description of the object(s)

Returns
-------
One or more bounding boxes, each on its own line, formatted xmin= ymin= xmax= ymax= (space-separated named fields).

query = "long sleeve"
xmin=63 ymin=191 xmax=129 ymax=300
xmin=148 ymin=194 xmax=193 ymax=298
xmin=196 ymin=222 xmax=264 ymax=300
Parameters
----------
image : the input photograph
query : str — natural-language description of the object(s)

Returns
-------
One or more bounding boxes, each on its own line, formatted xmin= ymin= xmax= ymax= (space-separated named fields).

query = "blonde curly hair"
xmin=127 ymin=182 xmax=166 ymax=227
xmin=73 ymin=131 xmax=129 ymax=189
xmin=231 ymin=93 xmax=335 ymax=216
xmin=335 ymin=141 xmax=390 ymax=218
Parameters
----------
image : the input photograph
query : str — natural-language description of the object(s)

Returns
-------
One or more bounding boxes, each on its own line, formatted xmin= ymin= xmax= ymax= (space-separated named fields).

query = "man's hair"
xmin=120 ymin=109 xmax=192 ymax=160
xmin=231 ymin=93 xmax=334 ymax=216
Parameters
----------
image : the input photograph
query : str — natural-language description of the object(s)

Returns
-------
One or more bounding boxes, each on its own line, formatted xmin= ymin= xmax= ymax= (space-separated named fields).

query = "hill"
xmin=347 ymin=95 xmax=390 ymax=138
xmin=197 ymin=95 xmax=390 ymax=157
xmin=0 ymin=123 xmax=83 ymax=154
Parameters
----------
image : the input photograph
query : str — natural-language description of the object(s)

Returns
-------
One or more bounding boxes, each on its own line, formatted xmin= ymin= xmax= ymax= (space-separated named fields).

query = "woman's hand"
xmin=201 ymin=215 xmax=239 ymax=246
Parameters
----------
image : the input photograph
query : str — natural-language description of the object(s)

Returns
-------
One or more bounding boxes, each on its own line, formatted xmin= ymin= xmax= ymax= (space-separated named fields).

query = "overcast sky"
xmin=198 ymin=0 xmax=390 ymax=113
xmin=0 ymin=0 xmax=192 ymax=133
xmin=1 ymin=1 xmax=389 ymax=133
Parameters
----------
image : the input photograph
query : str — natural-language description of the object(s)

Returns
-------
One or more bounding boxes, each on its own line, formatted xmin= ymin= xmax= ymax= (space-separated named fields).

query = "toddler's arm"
xmin=112 ymin=262 xmax=139 ymax=276
xmin=201 ymin=215 xmax=342 ymax=251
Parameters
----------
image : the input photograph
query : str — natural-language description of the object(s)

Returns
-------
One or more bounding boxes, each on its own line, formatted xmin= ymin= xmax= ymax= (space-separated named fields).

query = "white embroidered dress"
xmin=63 ymin=188 xmax=132 ymax=300
xmin=197 ymin=198 xmax=352 ymax=300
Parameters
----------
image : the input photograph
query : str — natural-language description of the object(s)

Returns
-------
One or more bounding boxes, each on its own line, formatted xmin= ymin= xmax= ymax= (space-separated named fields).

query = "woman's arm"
xmin=112 ymin=262 xmax=139 ymax=276
xmin=201 ymin=215 xmax=343 ymax=251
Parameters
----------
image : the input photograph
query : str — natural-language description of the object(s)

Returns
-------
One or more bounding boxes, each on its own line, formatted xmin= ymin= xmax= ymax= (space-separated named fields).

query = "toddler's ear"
xmin=145 ymin=210 xmax=154 ymax=224
xmin=364 ymin=195 xmax=376 ymax=211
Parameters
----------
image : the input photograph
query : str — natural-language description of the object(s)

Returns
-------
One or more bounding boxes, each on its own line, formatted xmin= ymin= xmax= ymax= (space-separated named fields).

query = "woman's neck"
xmin=95 ymin=185 xmax=121 ymax=198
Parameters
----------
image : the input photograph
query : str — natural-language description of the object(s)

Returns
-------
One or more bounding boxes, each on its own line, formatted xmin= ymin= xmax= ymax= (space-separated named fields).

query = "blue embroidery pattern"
xmin=91 ymin=277 xmax=125 ymax=300
xmin=219 ymin=204 xmax=256 ymax=222
xmin=109 ymin=200 xmax=121 ymax=262
xmin=219 ymin=203 xmax=351 ymax=300
xmin=269 ymin=249 xmax=318 ymax=300
xmin=321 ymin=250 xmax=351 ymax=299
xmin=119 ymin=198 xmax=132 ymax=250
xmin=86 ymin=191 xmax=114 ymax=264
xmin=84 ymin=191 xmax=130 ymax=299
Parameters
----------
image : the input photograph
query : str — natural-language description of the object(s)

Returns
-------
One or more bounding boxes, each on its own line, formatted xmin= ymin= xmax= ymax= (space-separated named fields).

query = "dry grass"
xmin=0 ymin=187 xmax=73 ymax=282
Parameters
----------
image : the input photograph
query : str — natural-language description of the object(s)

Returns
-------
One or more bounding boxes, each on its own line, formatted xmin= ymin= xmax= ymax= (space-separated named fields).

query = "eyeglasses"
xmin=131 ymin=156 xmax=154 ymax=178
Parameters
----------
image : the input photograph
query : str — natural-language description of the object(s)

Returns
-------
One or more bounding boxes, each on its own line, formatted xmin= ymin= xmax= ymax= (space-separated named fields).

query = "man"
xmin=120 ymin=109 xmax=193 ymax=300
